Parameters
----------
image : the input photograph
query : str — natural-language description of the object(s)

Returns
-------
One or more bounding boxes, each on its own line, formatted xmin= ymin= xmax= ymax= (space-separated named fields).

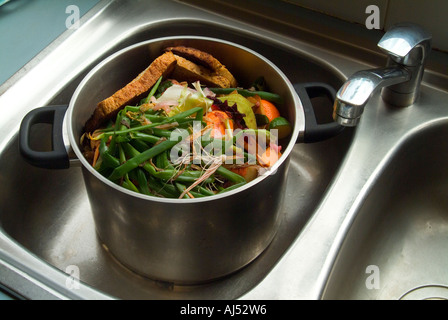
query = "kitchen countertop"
xmin=0 ymin=0 xmax=99 ymax=300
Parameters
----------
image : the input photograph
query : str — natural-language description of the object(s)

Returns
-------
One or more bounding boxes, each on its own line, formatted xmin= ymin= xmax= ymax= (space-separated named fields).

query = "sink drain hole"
xmin=399 ymin=284 xmax=448 ymax=300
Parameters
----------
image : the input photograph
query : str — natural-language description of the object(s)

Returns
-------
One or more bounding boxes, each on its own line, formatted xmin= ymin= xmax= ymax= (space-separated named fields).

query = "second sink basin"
xmin=322 ymin=120 xmax=448 ymax=300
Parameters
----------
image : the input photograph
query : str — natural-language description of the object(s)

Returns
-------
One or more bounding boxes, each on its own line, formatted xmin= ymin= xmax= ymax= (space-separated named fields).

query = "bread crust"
xmin=170 ymin=54 xmax=232 ymax=88
xmin=84 ymin=51 xmax=177 ymax=132
xmin=165 ymin=46 xmax=238 ymax=88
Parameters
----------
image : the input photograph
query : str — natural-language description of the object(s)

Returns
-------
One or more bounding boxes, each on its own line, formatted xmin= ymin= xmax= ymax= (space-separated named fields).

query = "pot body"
xmin=67 ymin=37 xmax=302 ymax=283
xmin=82 ymin=158 xmax=289 ymax=283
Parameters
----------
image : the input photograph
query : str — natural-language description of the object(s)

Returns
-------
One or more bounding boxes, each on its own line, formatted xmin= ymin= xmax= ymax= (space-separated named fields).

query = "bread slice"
xmin=165 ymin=46 xmax=238 ymax=88
xmin=84 ymin=51 xmax=177 ymax=132
xmin=168 ymin=54 xmax=231 ymax=89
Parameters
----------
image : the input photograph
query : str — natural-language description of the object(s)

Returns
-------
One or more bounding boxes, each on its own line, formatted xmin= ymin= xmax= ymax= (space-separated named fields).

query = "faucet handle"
xmin=378 ymin=22 xmax=432 ymax=66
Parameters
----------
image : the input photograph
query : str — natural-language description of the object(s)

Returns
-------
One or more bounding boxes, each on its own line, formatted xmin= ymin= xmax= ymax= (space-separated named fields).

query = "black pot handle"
xmin=19 ymin=105 xmax=70 ymax=169
xmin=294 ymin=82 xmax=344 ymax=143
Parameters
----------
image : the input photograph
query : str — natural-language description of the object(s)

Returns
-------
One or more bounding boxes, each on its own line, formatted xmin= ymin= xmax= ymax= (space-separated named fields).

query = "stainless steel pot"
xmin=19 ymin=36 xmax=342 ymax=283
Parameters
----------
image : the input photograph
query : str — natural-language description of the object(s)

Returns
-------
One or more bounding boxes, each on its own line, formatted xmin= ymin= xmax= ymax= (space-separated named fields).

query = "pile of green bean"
xmin=87 ymin=81 xmax=248 ymax=199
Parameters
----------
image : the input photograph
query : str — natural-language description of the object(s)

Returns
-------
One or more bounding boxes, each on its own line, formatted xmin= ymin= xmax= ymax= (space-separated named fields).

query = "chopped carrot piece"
xmin=258 ymin=145 xmax=282 ymax=167
xmin=92 ymin=145 xmax=100 ymax=167
xmin=205 ymin=110 xmax=234 ymax=138
xmin=257 ymin=99 xmax=280 ymax=122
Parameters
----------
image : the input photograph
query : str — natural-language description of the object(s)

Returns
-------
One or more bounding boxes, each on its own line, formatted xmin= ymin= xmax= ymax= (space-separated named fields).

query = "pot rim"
xmin=67 ymin=35 xmax=303 ymax=203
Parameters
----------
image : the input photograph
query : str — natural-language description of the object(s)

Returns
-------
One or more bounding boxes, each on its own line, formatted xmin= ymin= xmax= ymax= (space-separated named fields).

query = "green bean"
xmin=97 ymin=140 xmax=120 ymax=168
xmin=144 ymin=113 xmax=200 ymax=125
xmin=108 ymin=137 xmax=181 ymax=181
xmin=102 ymin=121 xmax=166 ymax=137
xmin=147 ymin=176 xmax=179 ymax=198
xmin=141 ymin=76 xmax=163 ymax=104
xmin=217 ymin=182 xmax=247 ymax=194
xmin=168 ymin=107 xmax=204 ymax=121
xmin=189 ymin=191 xmax=206 ymax=198
xmin=124 ymin=106 xmax=164 ymax=121
xmin=175 ymin=183 xmax=209 ymax=198
xmin=114 ymin=135 xmax=131 ymax=144
xmin=195 ymin=109 xmax=203 ymax=122
xmin=148 ymin=128 xmax=173 ymax=138
xmin=162 ymin=150 xmax=174 ymax=170
xmin=121 ymin=180 xmax=135 ymax=192
xmin=129 ymin=132 xmax=160 ymax=144
xmin=209 ymin=88 xmax=283 ymax=104
xmin=136 ymin=168 xmax=152 ymax=196
xmin=215 ymin=166 xmax=246 ymax=184
xmin=193 ymin=185 xmax=215 ymax=196
xmin=116 ymin=144 xmax=139 ymax=192
xmin=123 ymin=105 xmax=141 ymax=113
xmin=121 ymin=143 xmax=214 ymax=184
xmin=102 ymin=119 xmax=121 ymax=156
xmin=155 ymin=150 xmax=173 ymax=170
xmin=145 ymin=114 xmax=170 ymax=123
xmin=175 ymin=182 xmax=191 ymax=199
xmin=118 ymin=144 xmax=126 ymax=164
xmin=122 ymin=175 xmax=139 ymax=193
xmin=94 ymin=126 xmax=121 ymax=171
xmin=130 ymin=139 xmax=151 ymax=153
xmin=155 ymin=151 xmax=165 ymax=169
xmin=120 ymin=162 xmax=139 ymax=193
xmin=151 ymin=168 xmax=214 ymax=183
xmin=106 ymin=110 xmax=128 ymax=155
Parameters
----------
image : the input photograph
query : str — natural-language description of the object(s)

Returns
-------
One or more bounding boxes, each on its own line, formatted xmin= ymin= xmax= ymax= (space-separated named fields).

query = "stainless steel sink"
xmin=0 ymin=0 xmax=447 ymax=300
xmin=0 ymin=0 xmax=353 ymax=300
xmin=322 ymin=120 xmax=448 ymax=300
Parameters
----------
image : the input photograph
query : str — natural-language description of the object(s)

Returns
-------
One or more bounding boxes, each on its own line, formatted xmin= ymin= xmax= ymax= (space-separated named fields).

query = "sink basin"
xmin=322 ymin=120 xmax=448 ymax=300
xmin=0 ymin=3 xmax=352 ymax=299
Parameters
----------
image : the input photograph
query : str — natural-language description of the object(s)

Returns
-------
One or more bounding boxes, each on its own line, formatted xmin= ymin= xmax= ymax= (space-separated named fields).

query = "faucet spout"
xmin=333 ymin=66 xmax=410 ymax=126
xmin=332 ymin=23 xmax=431 ymax=127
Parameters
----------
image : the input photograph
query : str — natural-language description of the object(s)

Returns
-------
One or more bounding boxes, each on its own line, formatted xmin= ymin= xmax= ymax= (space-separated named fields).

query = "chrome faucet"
xmin=333 ymin=23 xmax=432 ymax=126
